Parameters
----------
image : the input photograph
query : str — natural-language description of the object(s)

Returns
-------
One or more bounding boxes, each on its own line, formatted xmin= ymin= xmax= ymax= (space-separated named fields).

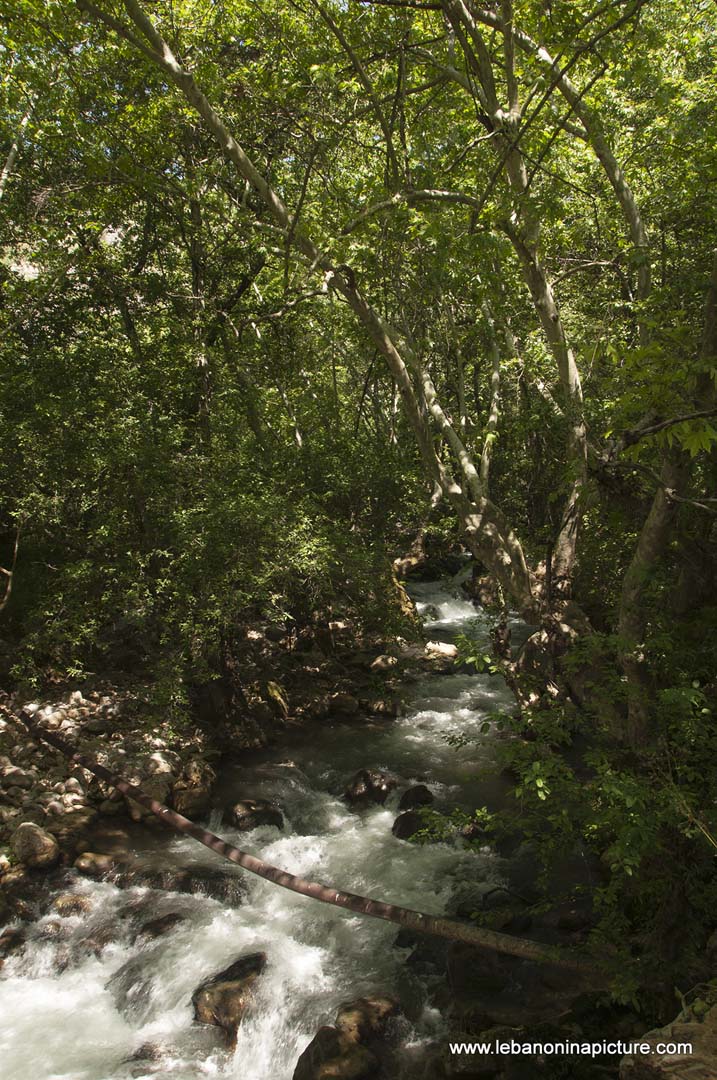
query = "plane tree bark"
xmin=14 ymin=704 xmax=600 ymax=977
xmin=75 ymin=0 xmax=542 ymax=620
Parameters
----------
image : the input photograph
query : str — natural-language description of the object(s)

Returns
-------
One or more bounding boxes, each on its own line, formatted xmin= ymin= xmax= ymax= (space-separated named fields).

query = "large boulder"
xmin=398 ymin=785 xmax=434 ymax=811
xmin=335 ymin=996 xmax=400 ymax=1042
xmin=293 ymin=1027 xmax=378 ymax=1080
xmin=293 ymin=996 xmax=399 ymax=1080
xmin=391 ymin=811 xmax=424 ymax=841
xmin=74 ymin=851 xmax=118 ymax=878
xmin=12 ymin=822 xmax=60 ymax=869
xmin=230 ymin=798 xmax=284 ymax=831
xmin=192 ymin=952 xmax=267 ymax=1047
xmin=344 ymin=769 xmax=397 ymax=807
xmin=620 ymin=1002 xmax=717 ymax=1079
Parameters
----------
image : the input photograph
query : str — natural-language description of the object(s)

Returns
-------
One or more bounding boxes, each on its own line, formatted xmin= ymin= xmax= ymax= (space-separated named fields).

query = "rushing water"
xmin=0 ymin=578 xmax=518 ymax=1080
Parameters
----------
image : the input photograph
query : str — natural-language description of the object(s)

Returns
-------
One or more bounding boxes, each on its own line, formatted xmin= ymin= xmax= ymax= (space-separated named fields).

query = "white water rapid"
xmin=0 ymin=578 xmax=518 ymax=1080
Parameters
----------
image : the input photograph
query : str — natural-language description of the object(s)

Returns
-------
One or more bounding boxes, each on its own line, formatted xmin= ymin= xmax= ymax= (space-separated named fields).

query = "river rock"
xmin=392 ymin=810 xmax=424 ymax=841
xmin=192 ymin=952 xmax=267 ymax=1047
xmin=107 ymin=953 xmax=157 ymax=1018
xmin=335 ymin=996 xmax=400 ymax=1041
xmin=344 ymin=769 xmax=397 ymax=807
xmin=620 ymin=1003 xmax=717 ymax=1079
xmin=293 ymin=996 xmax=399 ymax=1080
xmin=230 ymin=798 xmax=284 ymax=830
xmin=74 ymin=851 xmax=117 ymax=877
xmin=398 ymin=785 xmax=434 ymax=811
xmin=52 ymin=893 xmax=93 ymax=916
xmin=138 ymin=912 xmax=185 ymax=939
xmin=424 ymin=641 xmax=458 ymax=660
xmin=12 ymin=821 xmax=60 ymax=869
xmin=329 ymin=692 xmax=360 ymax=717
xmin=0 ymin=925 xmax=26 ymax=965
xmin=171 ymin=759 xmax=215 ymax=819
xmin=1 ymin=766 xmax=36 ymax=790
xmin=369 ymin=654 xmax=398 ymax=673
xmin=293 ymin=1027 xmax=379 ymax=1080
xmin=364 ymin=698 xmax=400 ymax=718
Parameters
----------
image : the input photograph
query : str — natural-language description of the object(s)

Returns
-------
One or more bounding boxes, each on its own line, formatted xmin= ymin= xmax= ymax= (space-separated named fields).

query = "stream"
xmin=0 ymin=578 xmax=522 ymax=1080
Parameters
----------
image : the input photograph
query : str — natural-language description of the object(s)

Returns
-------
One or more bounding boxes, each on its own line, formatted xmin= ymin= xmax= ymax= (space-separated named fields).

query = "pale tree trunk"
xmin=80 ymin=0 xmax=541 ymax=619
xmin=218 ymin=327 xmax=272 ymax=456
xmin=442 ymin=0 xmax=588 ymax=598
xmin=0 ymin=101 xmax=34 ymax=203
xmin=186 ymin=191 xmax=212 ymax=438
xmin=16 ymin=705 xmax=598 ymax=976
xmin=479 ymin=302 xmax=501 ymax=490
xmin=618 ymin=453 xmax=689 ymax=746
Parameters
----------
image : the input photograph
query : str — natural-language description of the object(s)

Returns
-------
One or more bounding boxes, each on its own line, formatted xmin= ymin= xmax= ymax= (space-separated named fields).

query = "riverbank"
xmin=0 ymin=575 xmax=707 ymax=1080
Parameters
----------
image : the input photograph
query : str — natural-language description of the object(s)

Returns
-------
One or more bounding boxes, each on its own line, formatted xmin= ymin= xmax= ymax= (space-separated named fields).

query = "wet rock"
xmin=293 ymin=1026 xmax=379 ymax=1080
xmin=128 ymin=1042 xmax=163 ymax=1062
xmin=398 ymin=785 xmax=434 ymax=811
xmin=107 ymin=954 xmax=157 ymax=1018
xmin=392 ymin=810 xmax=425 ymax=841
xmin=0 ymin=925 xmax=27 ymax=968
xmin=171 ymin=759 xmax=215 ymax=820
xmin=294 ymin=996 xmax=399 ymax=1080
xmin=13 ymin=821 xmax=60 ymax=869
xmin=335 ymin=996 xmax=400 ymax=1041
xmin=73 ymin=923 xmax=119 ymax=961
xmin=192 ymin=952 xmax=267 ymax=1047
xmin=139 ymin=912 xmax=186 ymax=939
xmin=367 ymin=699 xmax=401 ymax=718
xmin=52 ymin=893 xmax=93 ymax=916
xmin=230 ymin=798 xmax=284 ymax=831
xmin=74 ymin=851 xmax=117 ymax=878
xmin=344 ymin=769 xmax=397 ymax=807
xmin=116 ymin=862 xmax=245 ymax=903
xmin=329 ymin=692 xmax=360 ymax=717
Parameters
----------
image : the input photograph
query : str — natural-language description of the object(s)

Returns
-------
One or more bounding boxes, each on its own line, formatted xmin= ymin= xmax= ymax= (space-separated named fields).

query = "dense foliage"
xmin=1 ymin=0 xmax=716 ymax=1010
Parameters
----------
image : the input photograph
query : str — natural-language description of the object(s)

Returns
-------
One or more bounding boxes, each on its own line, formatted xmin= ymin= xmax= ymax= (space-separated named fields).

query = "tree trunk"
xmin=17 ymin=706 xmax=600 ymax=977
xmin=618 ymin=254 xmax=717 ymax=745
xmin=78 ymin=0 xmax=540 ymax=621
xmin=618 ymin=453 xmax=689 ymax=745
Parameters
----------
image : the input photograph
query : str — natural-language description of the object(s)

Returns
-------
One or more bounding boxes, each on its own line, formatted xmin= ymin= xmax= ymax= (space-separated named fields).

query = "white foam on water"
xmin=0 ymin=579 xmax=513 ymax=1080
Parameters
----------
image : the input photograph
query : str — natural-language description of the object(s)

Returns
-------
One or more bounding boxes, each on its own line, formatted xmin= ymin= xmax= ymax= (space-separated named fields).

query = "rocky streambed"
xmin=0 ymin=577 xmax=694 ymax=1079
